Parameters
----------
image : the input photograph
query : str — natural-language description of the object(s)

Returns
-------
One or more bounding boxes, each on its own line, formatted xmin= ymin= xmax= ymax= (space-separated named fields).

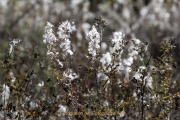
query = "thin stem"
xmin=65 ymin=57 xmax=78 ymax=111
xmin=141 ymin=80 xmax=146 ymax=120
xmin=100 ymin=26 xmax=103 ymax=58
xmin=112 ymin=55 xmax=116 ymax=120
xmin=141 ymin=52 xmax=152 ymax=119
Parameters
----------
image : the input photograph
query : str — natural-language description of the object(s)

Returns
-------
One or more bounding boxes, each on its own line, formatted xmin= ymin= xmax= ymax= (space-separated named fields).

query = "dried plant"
xmin=0 ymin=16 xmax=179 ymax=120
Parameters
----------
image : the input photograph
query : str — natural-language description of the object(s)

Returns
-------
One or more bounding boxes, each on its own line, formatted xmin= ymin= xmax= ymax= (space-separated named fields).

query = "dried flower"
xmin=86 ymin=25 xmax=100 ymax=61
xmin=111 ymin=32 xmax=125 ymax=54
xmin=2 ymin=84 xmax=10 ymax=105
xmin=43 ymin=22 xmax=57 ymax=44
xmin=133 ymin=66 xmax=153 ymax=88
xmin=57 ymin=20 xmax=76 ymax=58
xmin=43 ymin=22 xmax=63 ymax=68
xmin=61 ymin=69 xmax=79 ymax=81
xmin=9 ymin=39 xmax=21 ymax=55
xmin=100 ymin=52 xmax=112 ymax=70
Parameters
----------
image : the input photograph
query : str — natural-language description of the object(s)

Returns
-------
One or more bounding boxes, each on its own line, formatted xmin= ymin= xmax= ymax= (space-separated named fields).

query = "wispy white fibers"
xmin=38 ymin=81 xmax=44 ymax=87
xmin=130 ymin=39 xmax=148 ymax=61
xmin=57 ymin=20 xmax=76 ymax=59
xmin=2 ymin=84 xmax=10 ymax=105
xmin=111 ymin=32 xmax=125 ymax=54
xmin=9 ymin=39 xmax=21 ymax=55
xmin=100 ymin=52 xmax=112 ymax=72
xmin=61 ymin=69 xmax=79 ymax=81
xmin=9 ymin=71 xmax=16 ymax=83
xmin=133 ymin=66 xmax=153 ymax=88
xmin=43 ymin=22 xmax=57 ymax=44
xmin=43 ymin=22 xmax=58 ymax=59
xmin=110 ymin=32 xmax=127 ymax=78
xmin=86 ymin=25 xmax=100 ymax=61
xmin=43 ymin=21 xmax=76 ymax=68
xmin=43 ymin=22 xmax=63 ymax=68
xmin=59 ymin=104 xmax=67 ymax=112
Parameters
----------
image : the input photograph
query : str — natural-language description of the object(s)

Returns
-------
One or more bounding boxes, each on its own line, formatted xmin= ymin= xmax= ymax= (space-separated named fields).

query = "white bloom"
xmin=43 ymin=22 xmax=60 ymax=66
xmin=56 ymin=59 xmax=63 ymax=68
xmin=9 ymin=71 xmax=16 ymax=83
xmin=86 ymin=25 xmax=100 ymax=61
xmin=58 ymin=105 xmax=67 ymax=112
xmin=100 ymin=52 xmax=112 ymax=69
xmin=128 ymin=43 xmax=138 ymax=58
xmin=38 ymin=81 xmax=44 ymax=87
xmin=117 ymin=0 xmax=125 ymax=4
xmin=133 ymin=66 xmax=153 ymax=88
xmin=2 ymin=84 xmax=10 ymax=105
xmin=132 ymin=39 xmax=148 ymax=61
xmin=71 ymin=0 xmax=82 ymax=7
xmin=111 ymin=32 xmax=125 ymax=53
xmin=123 ymin=56 xmax=133 ymax=66
xmin=30 ymin=102 xmax=38 ymax=110
xmin=128 ymin=39 xmax=143 ymax=60
xmin=123 ymin=66 xmax=131 ymax=80
xmin=118 ymin=110 xmax=125 ymax=118
xmin=121 ymin=56 xmax=134 ymax=80
xmin=46 ymin=50 xmax=59 ymax=60
xmin=61 ymin=69 xmax=79 ymax=81
xmin=57 ymin=20 xmax=76 ymax=58
xmin=134 ymin=66 xmax=146 ymax=78
xmin=57 ymin=20 xmax=76 ymax=40
xmin=43 ymin=20 xmax=76 ymax=67
xmin=133 ymin=71 xmax=143 ymax=81
xmin=9 ymin=39 xmax=21 ymax=55
xmin=144 ymin=75 xmax=153 ymax=88
xmin=140 ymin=7 xmax=149 ymax=16
xmin=43 ymin=22 xmax=57 ymax=44
xmin=133 ymin=39 xmax=141 ymax=45
xmin=59 ymin=38 xmax=73 ymax=58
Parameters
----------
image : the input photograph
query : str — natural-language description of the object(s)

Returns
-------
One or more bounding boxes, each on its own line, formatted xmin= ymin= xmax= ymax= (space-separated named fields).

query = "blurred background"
xmin=0 ymin=0 xmax=180 ymax=79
